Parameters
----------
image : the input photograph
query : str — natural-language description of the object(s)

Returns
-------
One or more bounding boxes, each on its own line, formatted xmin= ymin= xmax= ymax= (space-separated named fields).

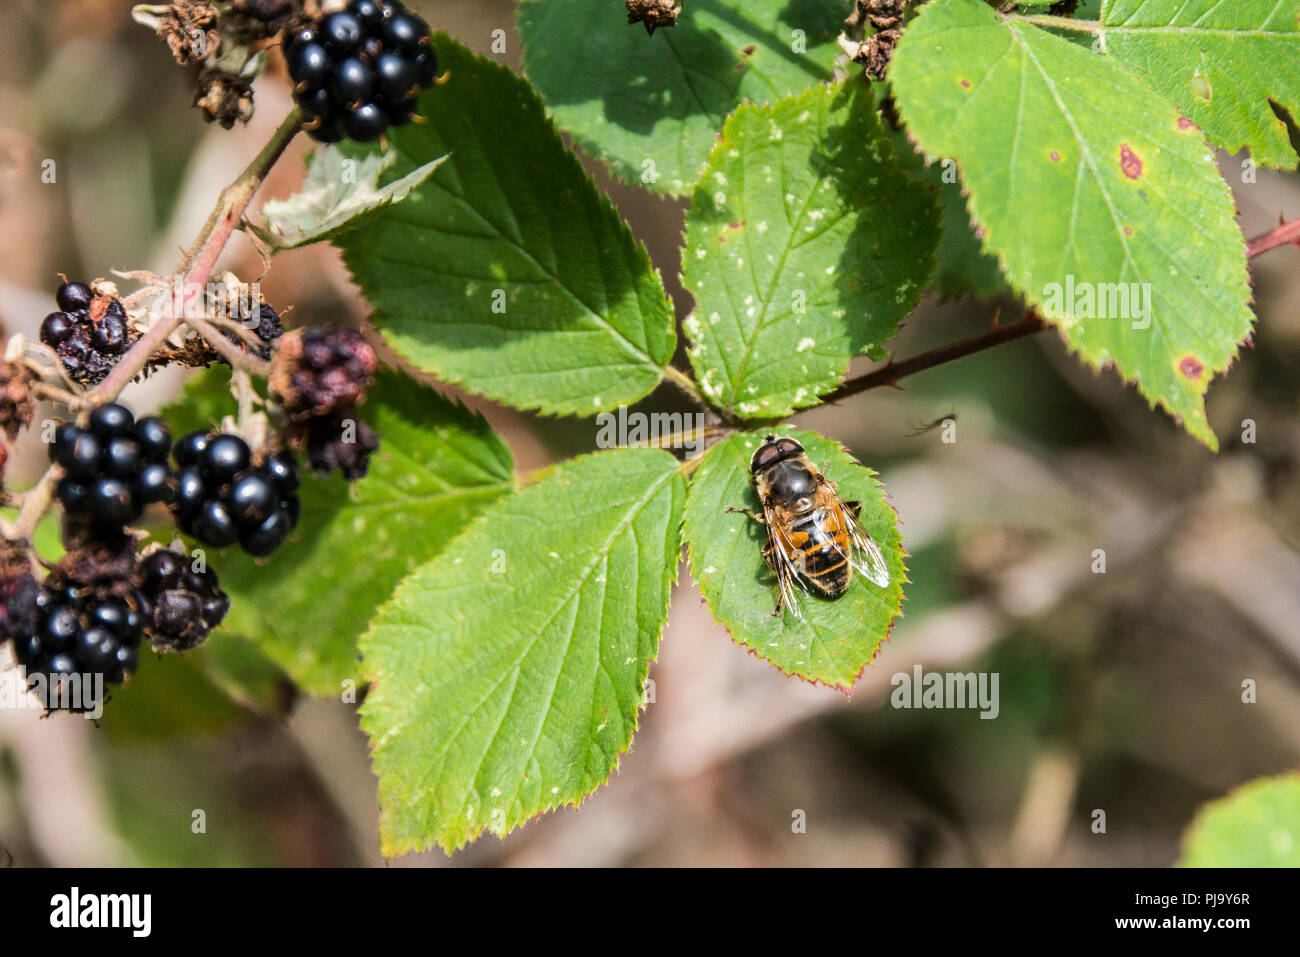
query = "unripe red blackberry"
xmin=271 ymin=327 xmax=377 ymax=420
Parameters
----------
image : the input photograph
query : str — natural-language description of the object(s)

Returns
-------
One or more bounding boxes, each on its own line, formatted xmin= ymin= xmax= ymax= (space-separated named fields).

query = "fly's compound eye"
xmin=777 ymin=439 xmax=804 ymax=457
xmin=751 ymin=442 xmax=784 ymax=471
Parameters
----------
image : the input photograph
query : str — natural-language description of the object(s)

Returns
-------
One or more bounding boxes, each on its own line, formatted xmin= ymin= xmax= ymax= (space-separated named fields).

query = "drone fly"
xmin=728 ymin=435 xmax=891 ymax=619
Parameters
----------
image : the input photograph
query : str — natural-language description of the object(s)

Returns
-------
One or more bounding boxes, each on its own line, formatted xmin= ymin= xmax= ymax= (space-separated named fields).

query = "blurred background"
xmin=1 ymin=0 xmax=1298 ymax=867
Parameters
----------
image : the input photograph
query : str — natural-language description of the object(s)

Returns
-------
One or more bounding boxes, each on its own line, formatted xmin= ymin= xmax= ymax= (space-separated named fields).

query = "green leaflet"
xmin=165 ymin=369 xmax=514 ymax=696
xmin=360 ymin=448 xmax=685 ymax=855
xmin=682 ymin=82 xmax=939 ymax=419
xmin=683 ymin=431 xmax=906 ymax=691
xmin=333 ymin=35 xmax=676 ymax=417
xmin=517 ymin=0 xmax=846 ymax=195
xmin=891 ymin=0 xmax=1254 ymax=449
xmin=1101 ymin=0 xmax=1300 ymax=168
xmin=1179 ymin=773 xmax=1300 ymax=867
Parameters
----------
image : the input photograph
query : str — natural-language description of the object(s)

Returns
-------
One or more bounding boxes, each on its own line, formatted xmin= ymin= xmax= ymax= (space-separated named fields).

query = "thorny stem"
xmin=185 ymin=314 xmax=273 ymax=377
xmin=1246 ymin=216 xmax=1300 ymax=259
xmin=823 ymin=310 xmax=1048 ymax=405
xmin=6 ymin=108 xmax=303 ymax=544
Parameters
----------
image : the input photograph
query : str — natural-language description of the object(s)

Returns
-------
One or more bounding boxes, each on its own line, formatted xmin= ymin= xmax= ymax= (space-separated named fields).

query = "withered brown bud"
xmin=626 ymin=0 xmax=681 ymax=35
xmin=0 ymin=359 xmax=36 ymax=441
xmin=156 ymin=0 xmax=222 ymax=65
xmin=194 ymin=69 xmax=255 ymax=129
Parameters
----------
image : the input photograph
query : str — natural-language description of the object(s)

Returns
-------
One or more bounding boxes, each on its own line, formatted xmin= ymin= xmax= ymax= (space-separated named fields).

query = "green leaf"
xmin=1179 ymin=773 xmax=1300 ymax=867
xmin=891 ymin=0 xmax=1254 ymax=449
xmin=889 ymin=123 xmax=1009 ymax=300
xmin=682 ymin=82 xmax=939 ymax=419
xmin=333 ymin=35 xmax=676 ymax=417
xmin=1101 ymin=0 xmax=1300 ymax=168
xmin=517 ymin=0 xmax=847 ymax=195
xmin=360 ymin=447 xmax=684 ymax=855
xmin=165 ymin=369 xmax=514 ymax=696
xmin=257 ymin=148 xmax=447 ymax=250
xmin=682 ymin=430 xmax=906 ymax=691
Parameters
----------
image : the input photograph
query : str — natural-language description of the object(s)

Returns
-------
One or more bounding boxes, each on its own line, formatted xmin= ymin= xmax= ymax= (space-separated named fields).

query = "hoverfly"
xmin=727 ymin=435 xmax=891 ymax=619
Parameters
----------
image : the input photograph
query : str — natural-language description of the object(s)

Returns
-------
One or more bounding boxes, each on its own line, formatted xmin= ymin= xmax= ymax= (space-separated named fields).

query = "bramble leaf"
xmin=682 ymin=82 xmax=939 ymax=419
xmin=517 ymin=0 xmax=847 ymax=195
xmin=360 ymin=448 xmax=685 ymax=855
xmin=257 ymin=148 xmax=447 ymax=250
xmin=890 ymin=0 xmax=1254 ymax=449
xmin=683 ymin=431 xmax=906 ymax=691
xmin=1179 ymin=773 xmax=1300 ymax=867
xmin=1101 ymin=0 xmax=1300 ymax=168
xmin=165 ymin=369 xmax=514 ymax=696
xmin=333 ymin=35 xmax=676 ymax=417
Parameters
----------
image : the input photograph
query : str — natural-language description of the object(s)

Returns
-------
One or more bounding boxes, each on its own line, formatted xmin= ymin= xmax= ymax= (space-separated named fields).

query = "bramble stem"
xmin=92 ymin=109 xmax=302 ymax=403
xmin=6 ymin=108 xmax=302 ymax=544
xmin=822 ymin=310 xmax=1047 ymax=404
xmin=1246 ymin=217 xmax=1300 ymax=259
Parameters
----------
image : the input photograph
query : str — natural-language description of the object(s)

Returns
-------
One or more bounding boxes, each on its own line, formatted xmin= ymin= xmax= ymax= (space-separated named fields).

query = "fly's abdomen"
xmin=787 ymin=510 xmax=851 ymax=595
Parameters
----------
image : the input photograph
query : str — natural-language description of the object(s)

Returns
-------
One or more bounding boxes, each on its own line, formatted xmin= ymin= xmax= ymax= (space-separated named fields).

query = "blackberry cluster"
xmin=135 ymin=549 xmax=230 ymax=652
xmin=40 ymin=281 xmax=137 ymax=386
xmin=286 ymin=0 xmax=438 ymax=143
xmin=13 ymin=583 xmax=143 ymax=712
xmin=52 ymin=404 xmax=173 ymax=531
xmin=171 ymin=431 xmax=301 ymax=556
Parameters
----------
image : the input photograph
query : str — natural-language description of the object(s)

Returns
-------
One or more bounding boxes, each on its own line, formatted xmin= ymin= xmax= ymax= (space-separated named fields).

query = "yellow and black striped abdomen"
xmin=784 ymin=507 xmax=852 ymax=595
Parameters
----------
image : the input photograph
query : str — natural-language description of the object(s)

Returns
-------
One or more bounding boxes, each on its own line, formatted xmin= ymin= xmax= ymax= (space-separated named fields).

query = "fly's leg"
xmin=726 ymin=505 xmax=766 ymax=524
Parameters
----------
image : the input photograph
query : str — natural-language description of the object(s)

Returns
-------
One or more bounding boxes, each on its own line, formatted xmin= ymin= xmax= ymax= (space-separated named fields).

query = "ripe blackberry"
xmin=171 ymin=432 xmax=301 ymax=556
xmin=287 ymin=0 xmax=438 ymax=143
xmin=271 ymin=327 xmax=377 ymax=420
xmin=40 ymin=280 xmax=138 ymax=385
xmin=52 ymin=405 xmax=174 ymax=531
xmin=134 ymin=548 xmax=230 ymax=652
xmin=9 ymin=545 xmax=146 ymax=713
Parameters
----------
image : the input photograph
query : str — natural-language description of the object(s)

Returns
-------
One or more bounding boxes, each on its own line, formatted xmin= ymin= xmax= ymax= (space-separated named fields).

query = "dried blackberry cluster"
xmin=286 ymin=0 xmax=438 ymax=143
xmin=0 ymin=359 xmax=36 ymax=441
xmin=40 ymin=281 xmax=138 ymax=386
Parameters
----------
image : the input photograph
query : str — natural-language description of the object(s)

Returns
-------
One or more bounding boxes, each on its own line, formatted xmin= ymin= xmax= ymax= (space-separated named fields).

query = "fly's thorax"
xmin=754 ymin=455 xmax=820 ymax=508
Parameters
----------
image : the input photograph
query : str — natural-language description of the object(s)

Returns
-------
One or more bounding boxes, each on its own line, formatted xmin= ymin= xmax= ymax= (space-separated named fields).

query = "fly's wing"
xmin=762 ymin=502 xmax=810 ymax=619
xmin=842 ymin=502 xmax=892 ymax=588
xmin=815 ymin=484 xmax=892 ymax=589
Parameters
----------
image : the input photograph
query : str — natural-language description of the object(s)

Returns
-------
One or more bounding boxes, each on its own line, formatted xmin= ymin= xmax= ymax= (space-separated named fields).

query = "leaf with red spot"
xmin=891 ymin=0 xmax=1254 ymax=450
xmin=1100 ymin=0 xmax=1300 ymax=168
